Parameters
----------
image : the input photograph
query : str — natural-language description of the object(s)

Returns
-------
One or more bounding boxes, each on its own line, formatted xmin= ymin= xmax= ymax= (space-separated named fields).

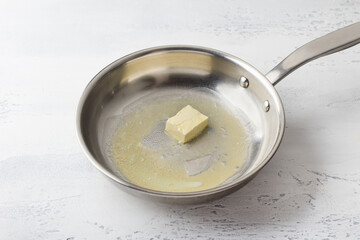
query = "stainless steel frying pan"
xmin=77 ymin=22 xmax=360 ymax=203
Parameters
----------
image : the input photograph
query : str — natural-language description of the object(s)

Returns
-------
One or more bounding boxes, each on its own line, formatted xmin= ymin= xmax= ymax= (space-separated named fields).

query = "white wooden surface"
xmin=1 ymin=0 xmax=360 ymax=239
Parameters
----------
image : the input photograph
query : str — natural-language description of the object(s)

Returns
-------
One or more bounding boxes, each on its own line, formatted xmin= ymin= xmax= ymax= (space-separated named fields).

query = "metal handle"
xmin=266 ymin=22 xmax=360 ymax=85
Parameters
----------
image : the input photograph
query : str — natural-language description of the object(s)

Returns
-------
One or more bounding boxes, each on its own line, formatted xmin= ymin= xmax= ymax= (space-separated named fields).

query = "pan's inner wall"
xmin=79 ymin=47 xmax=284 ymax=190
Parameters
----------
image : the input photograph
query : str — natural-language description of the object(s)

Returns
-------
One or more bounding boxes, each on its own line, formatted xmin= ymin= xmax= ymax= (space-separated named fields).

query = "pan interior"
xmin=79 ymin=47 xmax=284 ymax=193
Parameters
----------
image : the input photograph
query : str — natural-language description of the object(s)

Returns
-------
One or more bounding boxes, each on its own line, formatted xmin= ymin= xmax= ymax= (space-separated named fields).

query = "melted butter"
xmin=110 ymin=94 xmax=248 ymax=192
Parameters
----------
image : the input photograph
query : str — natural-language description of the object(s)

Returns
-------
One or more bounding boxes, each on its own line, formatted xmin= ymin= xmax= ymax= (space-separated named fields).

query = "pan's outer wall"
xmin=77 ymin=46 xmax=286 ymax=203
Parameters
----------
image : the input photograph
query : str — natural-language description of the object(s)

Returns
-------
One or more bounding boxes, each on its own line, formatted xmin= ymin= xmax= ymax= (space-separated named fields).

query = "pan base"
xmin=105 ymin=88 xmax=250 ymax=192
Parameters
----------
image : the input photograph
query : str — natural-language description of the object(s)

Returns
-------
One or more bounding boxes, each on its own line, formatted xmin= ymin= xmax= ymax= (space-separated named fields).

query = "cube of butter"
xmin=165 ymin=105 xmax=208 ymax=143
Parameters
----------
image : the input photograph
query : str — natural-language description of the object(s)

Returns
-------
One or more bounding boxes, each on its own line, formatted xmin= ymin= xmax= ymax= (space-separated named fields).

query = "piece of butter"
xmin=165 ymin=105 xmax=208 ymax=143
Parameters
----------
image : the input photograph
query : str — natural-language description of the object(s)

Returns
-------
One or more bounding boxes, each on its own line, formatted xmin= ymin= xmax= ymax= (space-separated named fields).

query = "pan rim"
xmin=76 ymin=45 xmax=286 ymax=198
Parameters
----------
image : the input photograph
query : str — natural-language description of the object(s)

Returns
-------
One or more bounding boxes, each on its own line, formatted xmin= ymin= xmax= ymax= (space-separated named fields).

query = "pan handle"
xmin=266 ymin=22 xmax=360 ymax=85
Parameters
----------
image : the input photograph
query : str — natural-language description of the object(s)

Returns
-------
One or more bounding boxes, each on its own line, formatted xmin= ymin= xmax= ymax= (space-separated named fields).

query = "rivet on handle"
xmin=239 ymin=76 xmax=249 ymax=88
xmin=264 ymin=100 xmax=270 ymax=112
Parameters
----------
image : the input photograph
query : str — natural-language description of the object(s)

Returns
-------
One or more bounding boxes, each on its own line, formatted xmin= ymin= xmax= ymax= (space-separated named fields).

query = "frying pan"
xmin=77 ymin=22 xmax=360 ymax=203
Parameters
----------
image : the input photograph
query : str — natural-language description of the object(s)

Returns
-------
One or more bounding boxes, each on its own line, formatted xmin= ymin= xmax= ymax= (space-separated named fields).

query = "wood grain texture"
xmin=0 ymin=0 xmax=360 ymax=239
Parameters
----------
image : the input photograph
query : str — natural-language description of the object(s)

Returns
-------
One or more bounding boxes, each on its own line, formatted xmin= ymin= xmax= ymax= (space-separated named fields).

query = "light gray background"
xmin=1 ymin=0 xmax=360 ymax=239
